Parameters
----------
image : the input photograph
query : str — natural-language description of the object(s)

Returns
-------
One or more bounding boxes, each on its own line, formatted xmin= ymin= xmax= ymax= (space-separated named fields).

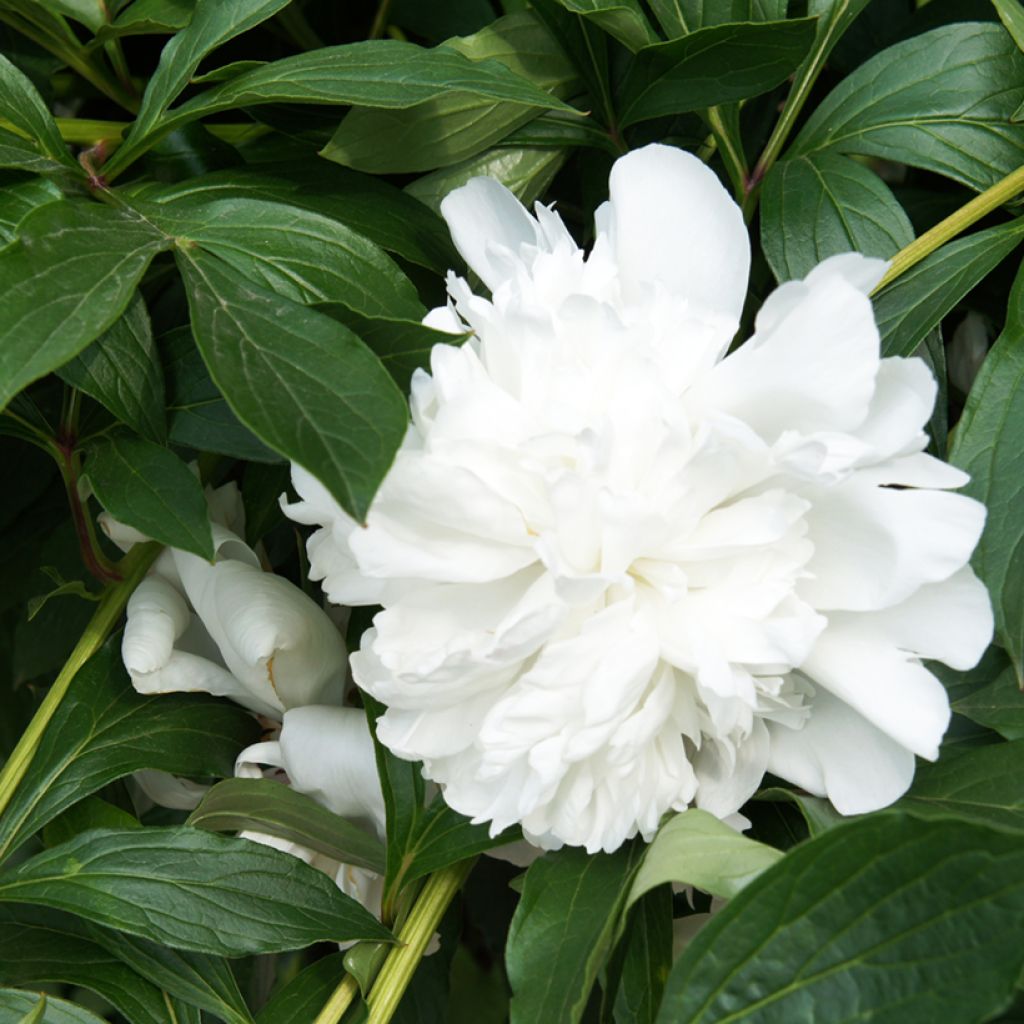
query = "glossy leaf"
xmin=0 ymin=990 xmax=108 ymax=1024
xmin=551 ymin=0 xmax=657 ymax=52
xmin=618 ymin=19 xmax=816 ymax=126
xmin=147 ymin=197 xmax=424 ymax=319
xmin=83 ymin=434 xmax=214 ymax=559
xmin=0 ymin=642 xmax=259 ymax=861
xmin=951 ymin=263 xmax=1024 ymax=681
xmin=187 ymin=776 xmax=386 ymax=874
xmin=953 ymin=662 xmax=1024 ymax=740
xmin=761 ymin=152 xmax=913 ymax=282
xmin=792 ymin=23 xmax=1024 ymax=192
xmin=0 ymin=827 xmax=393 ymax=955
xmin=874 ymin=219 xmax=1024 ymax=358
xmin=627 ymin=810 xmax=782 ymax=911
xmin=506 ymin=843 xmax=645 ymax=1024
xmin=648 ymin=0 xmax=786 ymax=34
xmin=0 ymin=128 xmax=71 ymax=175
xmin=0 ymin=201 xmax=170 ymax=412
xmin=0 ymin=54 xmax=77 ymax=168
xmin=658 ymin=815 xmax=1024 ymax=1023
xmin=57 ymin=292 xmax=167 ymax=444
xmin=176 ymin=248 xmax=408 ymax=523
xmin=95 ymin=0 xmax=194 ymax=41
xmin=0 ymin=173 xmax=60 ymax=244
xmin=324 ymin=11 xmax=578 ymax=173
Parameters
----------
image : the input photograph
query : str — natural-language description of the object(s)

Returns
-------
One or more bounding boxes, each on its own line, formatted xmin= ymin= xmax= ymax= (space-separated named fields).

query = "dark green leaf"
xmin=506 ymin=842 xmax=645 ymax=1024
xmin=42 ymin=797 xmax=140 ymax=848
xmin=147 ymin=198 xmax=424 ymax=319
xmin=110 ymin=39 xmax=577 ymax=175
xmin=618 ymin=19 xmax=816 ymax=127
xmin=657 ymin=815 xmax=1024 ymax=1023
xmin=57 ymin=292 xmax=167 ymax=444
xmin=255 ymin=952 xmax=346 ymax=1024
xmin=122 ymin=162 xmax=456 ymax=272
xmin=324 ymin=11 xmax=578 ymax=173
xmin=0 ymin=173 xmax=60 ymax=244
xmin=554 ymin=0 xmax=657 ymax=51
xmin=0 ymin=906 xmax=176 ymax=1024
xmin=953 ymin=662 xmax=1024 ymax=739
xmin=792 ymin=23 xmax=1024 ymax=192
xmin=761 ymin=152 xmax=913 ymax=282
xmin=84 ymin=927 xmax=254 ymax=1024
xmin=648 ymin=0 xmax=786 ymax=34
xmin=898 ymin=740 xmax=1024 ymax=832
xmin=0 ymin=129 xmax=71 ymax=175
xmin=162 ymin=325 xmax=282 ymax=463
xmin=0 ymin=827 xmax=393 ymax=955
xmin=874 ymin=219 xmax=1024 ymax=358
xmin=83 ymin=434 xmax=213 ymax=559
xmin=0 ymin=54 xmax=77 ymax=169
xmin=754 ymin=787 xmax=846 ymax=836
xmin=95 ymin=0 xmax=195 ymax=42
xmin=0 ymin=642 xmax=259 ymax=862
xmin=610 ymin=885 xmax=672 ymax=1024
xmin=176 ymin=247 xmax=408 ymax=523
xmin=0 ymin=990 xmax=107 ymax=1024
xmin=950 ymin=263 xmax=1024 ymax=681
xmin=187 ymin=777 xmax=386 ymax=874
xmin=0 ymin=201 xmax=170 ymax=411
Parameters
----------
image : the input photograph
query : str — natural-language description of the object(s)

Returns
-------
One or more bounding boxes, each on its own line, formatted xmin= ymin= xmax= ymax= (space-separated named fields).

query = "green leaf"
xmin=325 ymin=313 xmax=464 ymax=392
xmin=618 ymin=18 xmax=816 ymax=127
xmin=82 ymin=928 xmax=254 ymax=1024
xmin=874 ymin=218 xmax=1024 ymax=358
xmin=42 ymin=797 xmax=140 ymax=849
xmin=26 ymin=570 xmax=100 ymax=623
xmin=898 ymin=740 xmax=1024 ymax=832
xmin=57 ymin=292 xmax=167 ymax=444
xmin=761 ymin=152 xmax=913 ymax=282
xmin=147 ymin=198 xmax=424 ymax=319
xmin=0 ymin=129 xmax=71 ymax=175
xmin=609 ymin=885 xmax=672 ymax=1024
xmin=162 ymin=325 xmax=281 ymax=463
xmin=127 ymin=0 xmax=291 ymax=147
xmin=626 ymin=809 xmax=782 ymax=910
xmin=406 ymin=145 xmax=567 ymax=214
xmin=255 ymin=952 xmax=346 ymax=1024
xmin=83 ymin=434 xmax=214 ymax=559
xmin=176 ymin=247 xmax=407 ymax=523
xmin=657 ymin=814 xmax=1024 ymax=1023
xmin=324 ymin=11 xmax=578 ymax=173
xmin=187 ymin=776 xmax=386 ymax=874
xmin=994 ymin=0 xmax=1024 ymax=52
xmin=551 ymin=0 xmax=657 ymax=52
xmin=0 ymin=827 xmax=394 ymax=955
xmin=122 ymin=161 xmax=456 ymax=272
xmin=648 ymin=0 xmax=786 ymax=35
xmin=110 ymin=38 xmax=577 ymax=175
xmin=0 ymin=200 xmax=170 ymax=412
xmin=0 ymin=642 xmax=259 ymax=862
xmin=0 ymin=990 xmax=107 ymax=1024
xmin=0 ymin=906 xmax=177 ymax=1024
xmin=951 ymin=263 xmax=1024 ymax=681
xmin=754 ymin=787 xmax=846 ymax=836
xmin=506 ymin=842 xmax=645 ymax=1024
xmin=0 ymin=54 xmax=77 ymax=169
xmin=791 ymin=23 xmax=1024 ymax=192
xmin=34 ymin=0 xmax=107 ymax=32
xmin=0 ymin=173 xmax=61 ymax=245
xmin=953 ymin=662 xmax=1024 ymax=739
xmin=95 ymin=0 xmax=195 ymax=42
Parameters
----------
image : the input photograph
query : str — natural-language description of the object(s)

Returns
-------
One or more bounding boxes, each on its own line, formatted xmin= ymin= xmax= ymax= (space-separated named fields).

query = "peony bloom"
xmin=119 ymin=482 xmax=347 ymax=718
xmin=284 ymin=143 xmax=992 ymax=853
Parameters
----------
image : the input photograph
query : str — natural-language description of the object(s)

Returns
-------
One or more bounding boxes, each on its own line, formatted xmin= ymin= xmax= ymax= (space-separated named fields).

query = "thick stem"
xmin=367 ymin=859 xmax=477 ymax=1024
xmin=0 ymin=542 xmax=160 ymax=824
xmin=311 ymin=975 xmax=360 ymax=1024
xmin=873 ymin=163 xmax=1024 ymax=293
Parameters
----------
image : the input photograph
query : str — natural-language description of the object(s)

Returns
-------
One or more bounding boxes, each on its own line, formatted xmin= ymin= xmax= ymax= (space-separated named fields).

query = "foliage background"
xmin=1 ymin=0 xmax=1024 ymax=1021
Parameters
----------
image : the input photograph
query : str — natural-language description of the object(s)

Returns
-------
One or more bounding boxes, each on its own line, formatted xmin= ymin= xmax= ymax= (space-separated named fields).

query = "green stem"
xmin=367 ymin=859 xmax=476 ymax=1024
xmin=368 ymin=0 xmax=393 ymax=39
xmin=311 ymin=974 xmax=360 ymax=1024
xmin=873 ymin=162 xmax=1024 ymax=294
xmin=705 ymin=105 xmax=747 ymax=202
xmin=0 ymin=541 xmax=160 ymax=821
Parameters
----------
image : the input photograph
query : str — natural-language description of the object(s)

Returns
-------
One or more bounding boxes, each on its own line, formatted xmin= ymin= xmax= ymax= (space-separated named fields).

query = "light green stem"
xmin=0 ymin=542 xmax=160 ymax=820
xmin=705 ymin=105 xmax=747 ymax=202
xmin=311 ymin=974 xmax=360 ymax=1024
xmin=873 ymin=163 xmax=1024 ymax=293
xmin=366 ymin=859 xmax=476 ymax=1024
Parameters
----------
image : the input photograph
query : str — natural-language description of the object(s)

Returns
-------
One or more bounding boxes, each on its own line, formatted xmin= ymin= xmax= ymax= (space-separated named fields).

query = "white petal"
xmin=805 ymin=252 xmax=889 ymax=294
xmin=852 ymin=357 xmax=935 ymax=461
xmin=605 ymin=144 xmax=749 ymax=319
xmin=123 ymin=576 xmax=191 ymax=675
xmin=801 ymin=620 xmax=951 ymax=759
xmin=766 ymin=687 xmax=914 ymax=814
xmin=439 ymin=176 xmax=542 ymax=293
xmin=133 ymin=769 xmax=208 ymax=810
xmin=693 ymin=719 xmax=769 ymax=818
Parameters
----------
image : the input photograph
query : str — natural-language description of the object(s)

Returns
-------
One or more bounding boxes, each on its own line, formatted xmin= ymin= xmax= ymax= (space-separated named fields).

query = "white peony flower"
xmin=120 ymin=483 xmax=347 ymax=718
xmin=283 ymin=143 xmax=992 ymax=854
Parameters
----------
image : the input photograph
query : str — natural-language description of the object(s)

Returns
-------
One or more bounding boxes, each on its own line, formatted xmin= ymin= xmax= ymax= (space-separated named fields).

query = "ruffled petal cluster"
xmin=285 ymin=144 xmax=992 ymax=853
